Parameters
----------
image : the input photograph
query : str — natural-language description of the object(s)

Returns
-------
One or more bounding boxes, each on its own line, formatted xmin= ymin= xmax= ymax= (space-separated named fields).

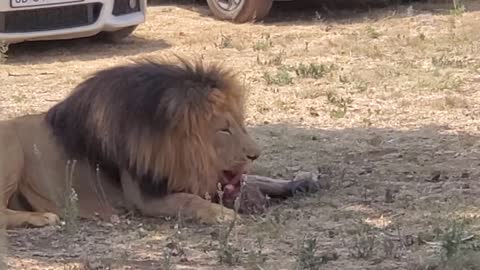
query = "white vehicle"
xmin=0 ymin=0 xmax=147 ymax=44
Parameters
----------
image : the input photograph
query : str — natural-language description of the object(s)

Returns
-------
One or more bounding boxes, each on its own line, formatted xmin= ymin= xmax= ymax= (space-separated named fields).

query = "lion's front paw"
xmin=28 ymin=212 xmax=60 ymax=227
xmin=197 ymin=203 xmax=239 ymax=225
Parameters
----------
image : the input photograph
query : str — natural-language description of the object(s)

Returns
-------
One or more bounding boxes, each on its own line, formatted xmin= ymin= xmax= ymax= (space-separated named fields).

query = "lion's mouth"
xmin=222 ymin=170 xmax=243 ymax=189
xmin=220 ymin=169 xmax=245 ymax=201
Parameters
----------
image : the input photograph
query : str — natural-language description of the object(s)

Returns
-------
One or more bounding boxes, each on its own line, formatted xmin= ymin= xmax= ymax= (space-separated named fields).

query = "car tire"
xmin=206 ymin=0 xmax=273 ymax=23
xmin=97 ymin=25 xmax=138 ymax=43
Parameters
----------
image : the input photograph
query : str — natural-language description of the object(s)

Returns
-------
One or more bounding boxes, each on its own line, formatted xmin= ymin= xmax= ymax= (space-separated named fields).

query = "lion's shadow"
xmin=4 ymin=123 xmax=480 ymax=268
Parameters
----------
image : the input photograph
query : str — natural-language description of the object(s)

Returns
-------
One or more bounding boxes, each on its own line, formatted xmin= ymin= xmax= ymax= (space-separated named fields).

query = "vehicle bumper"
xmin=0 ymin=0 xmax=147 ymax=44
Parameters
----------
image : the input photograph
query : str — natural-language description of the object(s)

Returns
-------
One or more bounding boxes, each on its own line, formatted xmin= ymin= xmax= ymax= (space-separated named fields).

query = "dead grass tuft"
xmin=295 ymin=234 xmax=339 ymax=269
xmin=253 ymin=33 xmax=273 ymax=51
xmin=256 ymin=50 xmax=285 ymax=66
xmin=0 ymin=41 xmax=8 ymax=63
xmin=62 ymin=160 xmax=79 ymax=235
xmin=343 ymin=220 xmax=377 ymax=259
xmin=413 ymin=218 xmax=480 ymax=270
xmin=215 ymin=184 xmax=243 ymax=266
xmin=327 ymin=92 xmax=353 ymax=119
xmin=215 ymin=34 xmax=235 ymax=49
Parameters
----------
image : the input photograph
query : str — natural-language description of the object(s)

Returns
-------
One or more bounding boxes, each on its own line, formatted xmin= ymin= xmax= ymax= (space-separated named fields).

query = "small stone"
xmin=286 ymin=165 xmax=301 ymax=172
xmin=385 ymin=188 xmax=395 ymax=203
xmin=426 ymin=171 xmax=442 ymax=182
xmin=110 ymin=215 xmax=120 ymax=224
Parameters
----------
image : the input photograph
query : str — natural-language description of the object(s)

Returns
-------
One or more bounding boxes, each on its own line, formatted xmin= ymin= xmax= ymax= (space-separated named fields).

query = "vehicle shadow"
xmin=263 ymin=0 xmax=480 ymax=26
xmin=5 ymin=34 xmax=171 ymax=65
xmin=150 ymin=0 xmax=480 ymax=26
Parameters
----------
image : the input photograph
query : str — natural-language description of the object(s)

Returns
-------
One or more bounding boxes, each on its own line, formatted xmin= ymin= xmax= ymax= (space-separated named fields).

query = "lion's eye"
xmin=220 ymin=128 xmax=232 ymax=134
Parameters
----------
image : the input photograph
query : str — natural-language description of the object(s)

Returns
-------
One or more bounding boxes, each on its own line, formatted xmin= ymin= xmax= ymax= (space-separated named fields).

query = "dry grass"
xmin=0 ymin=42 xmax=8 ymax=64
xmin=61 ymin=160 xmax=80 ymax=235
xmin=2 ymin=0 xmax=480 ymax=269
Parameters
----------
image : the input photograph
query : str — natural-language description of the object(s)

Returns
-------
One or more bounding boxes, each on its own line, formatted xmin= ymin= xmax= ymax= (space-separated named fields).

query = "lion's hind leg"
xmin=0 ymin=122 xmax=60 ymax=229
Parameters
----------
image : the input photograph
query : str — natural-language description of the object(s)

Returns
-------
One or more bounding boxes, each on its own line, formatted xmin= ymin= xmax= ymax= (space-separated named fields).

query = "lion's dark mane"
xmin=45 ymin=58 xmax=238 ymax=196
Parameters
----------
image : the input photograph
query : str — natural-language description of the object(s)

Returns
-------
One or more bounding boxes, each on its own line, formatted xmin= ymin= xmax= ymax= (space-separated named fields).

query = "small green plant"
xmin=413 ymin=219 xmax=480 ymax=270
xmin=295 ymin=63 xmax=334 ymax=79
xmin=419 ymin=32 xmax=426 ymax=41
xmin=256 ymin=50 xmax=285 ymax=66
xmin=163 ymin=249 xmax=174 ymax=270
xmin=327 ymin=92 xmax=353 ymax=119
xmin=263 ymin=67 xmax=293 ymax=86
xmin=216 ymin=34 xmax=234 ymax=49
xmin=295 ymin=234 xmax=338 ymax=269
xmin=438 ymin=219 xmax=477 ymax=261
xmin=245 ymin=236 xmax=268 ymax=269
xmin=12 ymin=93 xmax=27 ymax=103
xmin=343 ymin=221 xmax=376 ymax=259
xmin=365 ymin=26 xmax=382 ymax=39
xmin=254 ymin=208 xmax=286 ymax=239
xmin=253 ymin=33 xmax=273 ymax=51
xmin=295 ymin=88 xmax=324 ymax=99
xmin=424 ymin=75 xmax=463 ymax=91
xmin=431 ymin=55 xmax=466 ymax=68
xmin=269 ymin=51 xmax=285 ymax=66
xmin=339 ymin=74 xmax=350 ymax=84
xmin=354 ymin=80 xmax=368 ymax=93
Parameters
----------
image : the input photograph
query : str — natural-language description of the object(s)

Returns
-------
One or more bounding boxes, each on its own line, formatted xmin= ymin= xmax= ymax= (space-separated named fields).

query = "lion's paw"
xmin=28 ymin=212 xmax=60 ymax=227
xmin=197 ymin=203 xmax=240 ymax=225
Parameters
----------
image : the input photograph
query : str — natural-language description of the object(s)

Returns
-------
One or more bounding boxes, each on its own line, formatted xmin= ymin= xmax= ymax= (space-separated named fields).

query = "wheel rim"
xmin=216 ymin=0 xmax=243 ymax=12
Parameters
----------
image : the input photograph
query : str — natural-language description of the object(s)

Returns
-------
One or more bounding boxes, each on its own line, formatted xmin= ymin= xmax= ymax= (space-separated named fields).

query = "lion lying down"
xmin=0 ymin=57 xmax=320 ymax=228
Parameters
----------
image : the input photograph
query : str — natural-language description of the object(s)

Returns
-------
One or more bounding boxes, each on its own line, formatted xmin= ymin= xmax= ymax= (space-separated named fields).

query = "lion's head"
xmin=45 ymin=56 xmax=261 ymax=200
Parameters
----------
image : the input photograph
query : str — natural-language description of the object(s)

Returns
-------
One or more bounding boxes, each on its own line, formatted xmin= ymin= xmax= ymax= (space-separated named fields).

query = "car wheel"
xmin=98 ymin=25 xmax=138 ymax=43
xmin=206 ymin=0 xmax=273 ymax=23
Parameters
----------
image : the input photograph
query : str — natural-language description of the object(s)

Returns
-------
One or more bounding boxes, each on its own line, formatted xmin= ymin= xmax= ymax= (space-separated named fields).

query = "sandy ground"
xmin=2 ymin=1 xmax=480 ymax=269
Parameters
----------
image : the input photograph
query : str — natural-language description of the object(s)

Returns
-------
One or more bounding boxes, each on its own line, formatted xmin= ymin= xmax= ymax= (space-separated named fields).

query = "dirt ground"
xmin=2 ymin=1 xmax=480 ymax=269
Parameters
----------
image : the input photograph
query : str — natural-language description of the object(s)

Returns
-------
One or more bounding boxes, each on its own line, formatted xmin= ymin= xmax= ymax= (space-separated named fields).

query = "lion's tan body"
xmin=0 ymin=59 xmax=322 ymax=229
xmin=1 ymin=113 xmax=126 ymax=227
xmin=0 ymin=58 xmax=263 ymax=228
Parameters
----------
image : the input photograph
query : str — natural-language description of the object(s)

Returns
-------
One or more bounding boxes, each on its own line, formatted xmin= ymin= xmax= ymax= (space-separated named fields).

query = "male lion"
xmin=0 ymin=57 xmax=319 ymax=229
